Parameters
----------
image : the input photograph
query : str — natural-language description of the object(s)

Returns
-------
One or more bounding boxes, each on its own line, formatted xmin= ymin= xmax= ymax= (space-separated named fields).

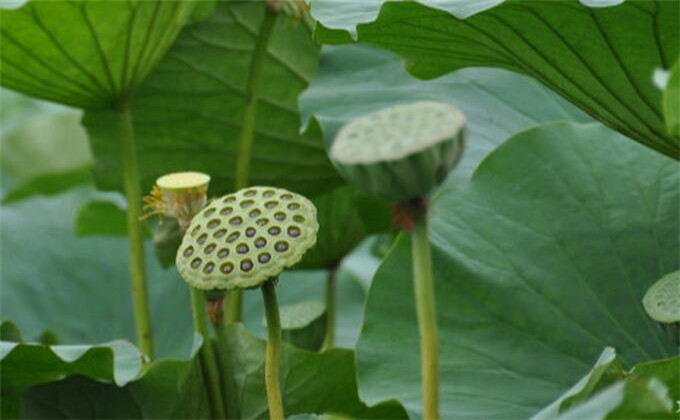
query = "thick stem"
xmin=411 ymin=212 xmax=439 ymax=420
xmin=116 ymin=101 xmax=154 ymax=359
xmin=262 ymin=280 xmax=284 ymax=420
xmin=213 ymin=312 xmax=240 ymax=420
xmin=227 ymin=7 xmax=278 ymax=324
xmin=190 ymin=289 xmax=226 ymax=419
xmin=321 ymin=268 xmax=337 ymax=350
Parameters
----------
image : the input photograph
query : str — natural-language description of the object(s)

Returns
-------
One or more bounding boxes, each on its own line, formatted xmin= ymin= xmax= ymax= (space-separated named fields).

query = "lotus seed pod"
xmin=643 ymin=270 xmax=680 ymax=324
xmin=330 ymin=101 xmax=466 ymax=202
xmin=176 ymin=187 xmax=318 ymax=290
xmin=144 ymin=171 xmax=210 ymax=230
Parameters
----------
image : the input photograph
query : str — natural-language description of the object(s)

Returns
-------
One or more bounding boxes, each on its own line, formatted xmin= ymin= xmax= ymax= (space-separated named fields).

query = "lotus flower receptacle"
xmin=144 ymin=171 xmax=210 ymax=230
xmin=176 ymin=186 xmax=318 ymax=290
xmin=330 ymin=101 xmax=466 ymax=202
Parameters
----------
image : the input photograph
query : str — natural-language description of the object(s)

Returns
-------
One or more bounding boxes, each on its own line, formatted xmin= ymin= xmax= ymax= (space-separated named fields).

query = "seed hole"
xmin=204 ymin=208 xmax=216 ymax=217
xmin=265 ymin=201 xmax=278 ymax=209
xmin=198 ymin=234 xmax=208 ymax=245
xmin=254 ymin=237 xmax=267 ymax=248
xmin=205 ymin=243 xmax=216 ymax=254
xmin=218 ymin=248 xmax=229 ymax=259
xmin=191 ymin=258 xmax=202 ymax=269
xmin=227 ymin=232 xmax=240 ymax=243
xmin=183 ymin=246 xmax=194 ymax=257
xmin=229 ymin=216 xmax=243 ymax=226
xmin=263 ymin=190 xmax=275 ymax=197
xmin=220 ymin=262 xmax=234 ymax=274
xmin=236 ymin=243 xmax=249 ymax=254
xmin=244 ymin=190 xmax=257 ymax=197
xmin=258 ymin=253 xmax=271 ymax=263
xmin=249 ymin=209 xmax=261 ymax=218
xmin=288 ymin=226 xmax=301 ymax=238
xmin=293 ymin=215 xmax=305 ymax=223
xmin=280 ymin=193 xmax=293 ymax=200
xmin=256 ymin=218 xmax=269 ymax=226
xmin=287 ymin=203 xmax=300 ymax=210
xmin=246 ymin=227 xmax=256 ymax=237
xmin=220 ymin=207 xmax=233 ymax=216
xmin=275 ymin=241 xmax=289 ymax=252
xmin=214 ymin=229 xmax=227 ymax=238
xmin=207 ymin=219 xmax=221 ymax=229
xmin=241 ymin=259 xmax=253 ymax=272
xmin=203 ymin=262 xmax=215 ymax=274
xmin=274 ymin=212 xmax=286 ymax=221
xmin=240 ymin=199 xmax=254 ymax=209
xmin=223 ymin=196 xmax=236 ymax=203
xmin=268 ymin=226 xmax=281 ymax=236
xmin=191 ymin=226 xmax=201 ymax=237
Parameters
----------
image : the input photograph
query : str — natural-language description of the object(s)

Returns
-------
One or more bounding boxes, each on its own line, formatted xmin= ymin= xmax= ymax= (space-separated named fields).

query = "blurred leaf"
xmin=310 ymin=1 xmax=679 ymax=158
xmin=663 ymin=60 xmax=679 ymax=137
xmin=75 ymin=200 xmax=128 ymax=236
xmin=2 ymin=167 xmax=92 ymax=204
xmin=0 ymin=0 xmax=196 ymax=109
xmin=85 ymin=1 xmax=341 ymax=197
xmin=270 ymin=300 xmax=326 ymax=351
xmin=0 ymin=188 xmax=194 ymax=360
xmin=0 ymin=338 xmax=143 ymax=418
xmin=297 ymin=186 xmax=368 ymax=269
xmin=300 ymin=44 xmax=591 ymax=181
xmin=357 ymin=122 xmax=679 ymax=419
xmin=0 ymin=321 xmax=22 ymax=343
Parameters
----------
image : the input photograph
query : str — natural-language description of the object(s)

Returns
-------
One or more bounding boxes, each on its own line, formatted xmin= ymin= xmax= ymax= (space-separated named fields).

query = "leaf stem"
xmin=228 ymin=6 xmax=279 ymax=324
xmin=411 ymin=212 xmax=439 ymax=420
xmin=321 ymin=268 xmax=337 ymax=350
xmin=262 ymin=279 xmax=284 ymax=420
xmin=190 ymin=289 xmax=226 ymax=419
xmin=116 ymin=101 xmax=154 ymax=359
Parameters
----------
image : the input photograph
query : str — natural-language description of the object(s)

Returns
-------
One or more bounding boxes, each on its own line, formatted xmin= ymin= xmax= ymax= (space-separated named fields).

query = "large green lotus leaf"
xmin=310 ymin=1 xmax=679 ymax=159
xmin=21 ymin=327 xmax=406 ymax=419
xmin=84 ymin=0 xmax=341 ymax=197
xmin=22 ymin=342 xmax=210 ymax=419
xmin=0 ymin=0 xmax=196 ymax=109
xmin=0 ymin=337 xmax=143 ymax=418
xmin=664 ymin=60 xmax=679 ymax=137
xmin=299 ymin=44 xmax=591 ymax=181
xmin=0 ymin=187 xmax=194 ymax=360
xmin=357 ymin=122 xmax=679 ymax=419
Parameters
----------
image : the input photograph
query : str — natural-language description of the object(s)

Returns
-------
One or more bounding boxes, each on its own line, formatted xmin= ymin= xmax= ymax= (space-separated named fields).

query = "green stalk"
xmin=227 ymin=7 xmax=278 ymax=324
xmin=321 ymin=268 xmax=337 ymax=350
xmin=190 ymin=289 xmax=226 ymax=419
xmin=214 ymin=318 xmax=241 ymax=420
xmin=411 ymin=212 xmax=439 ymax=420
xmin=262 ymin=280 xmax=284 ymax=420
xmin=116 ymin=101 xmax=154 ymax=359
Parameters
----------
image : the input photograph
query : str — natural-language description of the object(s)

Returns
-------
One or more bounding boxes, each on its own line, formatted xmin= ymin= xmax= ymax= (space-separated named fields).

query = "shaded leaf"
xmin=269 ymin=300 xmax=326 ymax=351
xmin=357 ymin=122 xmax=679 ymax=419
xmin=75 ymin=200 xmax=128 ymax=236
xmin=85 ymin=1 xmax=341 ymax=197
xmin=663 ymin=60 xmax=679 ymax=137
xmin=2 ymin=167 xmax=92 ymax=204
xmin=0 ymin=0 xmax=196 ymax=108
xmin=310 ymin=1 xmax=679 ymax=158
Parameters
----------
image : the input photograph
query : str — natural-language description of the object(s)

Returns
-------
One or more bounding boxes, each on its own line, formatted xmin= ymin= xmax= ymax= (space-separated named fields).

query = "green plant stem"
xmin=116 ymin=101 xmax=154 ymax=359
xmin=213 ymin=313 xmax=240 ymax=420
xmin=411 ymin=212 xmax=439 ymax=420
xmin=262 ymin=280 xmax=284 ymax=420
xmin=190 ymin=289 xmax=226 ymax=419
xmin=227 ymin=7 xmax=278 ymax=324
xmin=321 ymin=268 xmax=337 ymax=350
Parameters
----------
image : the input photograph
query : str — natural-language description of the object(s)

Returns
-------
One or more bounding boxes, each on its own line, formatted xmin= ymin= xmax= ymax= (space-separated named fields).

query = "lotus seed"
xmin=288 ymin=203 xmax=300 ymax=210
xmin=241 ymin=200 xmax=254 ymax=208
xmin=237 ymin=243 xmax=249 ymax=254
xmin=223 ymin=197 xmax=236 ymax=203
xmin=220 ymin=263 xmax=234 ymax=273
xmin=255 ymin=237 xmax=267 ymax=248
xmin=204 ymin=208 xmax=216 ymax=217
xmin=207 ymin=219 xmax=220 ymax=229
xmin=268 ymin=226 xmax=281 ymax=236
xmin=263 ymin=190 xmax=275 ymax=197
xmin=257 ymin=218 xmax=269 ymax=226
xmin=246 ymin=227 xmax=256 ymax=237
xmin=220 ymin=207 xmax=233 ymax=216
xmin=249 ymin=209 xmax=261 ymax=218
xmin=288 ymin=226 xmax=300 ymax=237
xmin=265 ymin=201 xmax=278 ymax=209
xmin=293 ymin=215 xmax=305 ymax=223
xmin=258 ymin=253 xmax=271 ymax=263
xmin=274 ymin=212 xmax=286 ymax=221
xmin=244 ymin=190 xmax=256 ymax=197
xmin=205 ymin=243 xmax=216 ymax=254
xmin=191 ymin=258 xmax=202 ymax=269
xmin=214 ymin=229 xmax=227 ymax=238
xmin=198 ymin=234 xmax=207 ymax=245
xmin=281 ymin=193 xmax=293 ymax=200
xmin=229 ymin=216 xmax=242 ymax=225
xmin=183 ymin=246 xmax=194 ymax=257
xmin=204 ymin=262 xmax=215 ymax=274
xmin=191 ymin=226 xmax=200 ymax=237
xmin=218 ymin=248 xmax=229 ymax=259
xmin=227 ymin=232 xmax=240 ymax=243
xmin=241 ymin=259 xmax=253 ymax=272
xmin=275 ymin=241 xmax=289 ymax=252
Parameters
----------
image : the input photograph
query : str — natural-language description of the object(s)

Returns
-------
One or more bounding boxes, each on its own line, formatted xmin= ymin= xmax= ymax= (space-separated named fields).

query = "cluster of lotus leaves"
xmin=330 ymin=100 xmax=466 ymax=202
xmin=176 ymin=187 xmax=318 ymax=290
xmin=642 ymin=270 xmax=680 ymax=324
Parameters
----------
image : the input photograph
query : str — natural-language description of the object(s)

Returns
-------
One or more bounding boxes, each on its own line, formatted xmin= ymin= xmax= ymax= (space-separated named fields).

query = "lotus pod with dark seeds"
xmin=330 ymin=101 xmax=466 ymax=202
xmin=176 ymin=187 xmax=318 ymax=290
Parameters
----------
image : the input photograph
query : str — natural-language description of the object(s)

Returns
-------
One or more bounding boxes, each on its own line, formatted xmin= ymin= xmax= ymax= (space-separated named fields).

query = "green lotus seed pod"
xmin=176 ymin=186 xmax=318 ymax=290
xmin=643 ymin=270 xmax=680 ymax=323
xmin=330 ymin=101 xmax=466 ymax=202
